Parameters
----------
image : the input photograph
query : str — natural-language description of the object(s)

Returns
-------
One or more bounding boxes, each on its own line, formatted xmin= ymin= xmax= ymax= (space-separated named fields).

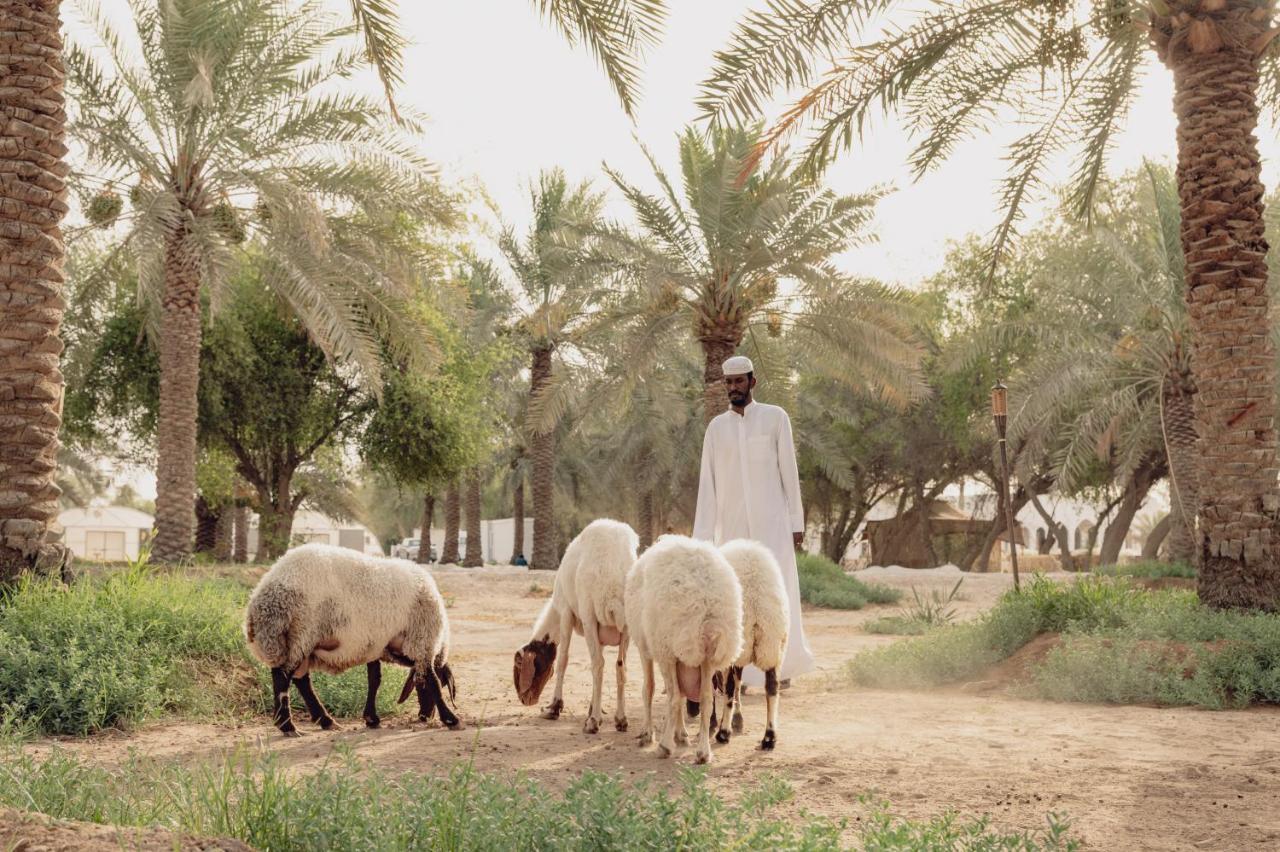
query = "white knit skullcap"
xmin=722 ymin=355 xmax=754 ymax=376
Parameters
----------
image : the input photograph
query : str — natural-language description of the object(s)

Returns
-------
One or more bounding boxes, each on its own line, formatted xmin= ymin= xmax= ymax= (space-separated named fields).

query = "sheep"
xmin=513 ymin=518 xmax=638 ymax=734
xmin=625 ymin=534 xmax=742 ymax=764
xmin=244 ymin=543 xmax=460 ymax=736
xmin=713 ymin=539 xmax=790 ymax=751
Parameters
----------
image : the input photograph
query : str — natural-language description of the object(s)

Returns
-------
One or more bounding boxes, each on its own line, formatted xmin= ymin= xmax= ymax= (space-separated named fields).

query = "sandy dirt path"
xmin=33 ymin=568 xmax=1280 ymax=850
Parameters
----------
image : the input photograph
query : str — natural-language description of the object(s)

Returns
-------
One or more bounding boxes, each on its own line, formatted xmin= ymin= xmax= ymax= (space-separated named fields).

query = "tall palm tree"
xmin=502 ymin=170 xmax=614 ymax=570
xmin=0 ymin=0 xmax=663 ymax=580
xmin=606 ymin=125 xmax=922 ymax=424
xmin=701 ymin=1 xmax=1280 ymax=608
xmin=440 ymin=480 xmax=461 ymax=564
xmin=66 ymin=0 xmax=452 ymax=562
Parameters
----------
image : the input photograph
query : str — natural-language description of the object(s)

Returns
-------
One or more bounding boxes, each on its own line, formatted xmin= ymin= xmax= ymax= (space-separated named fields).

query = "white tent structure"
xmin=246 ymin=508 xmax=383 ymax=557
xmin=57 ymin=506 xmax=154 ymax=562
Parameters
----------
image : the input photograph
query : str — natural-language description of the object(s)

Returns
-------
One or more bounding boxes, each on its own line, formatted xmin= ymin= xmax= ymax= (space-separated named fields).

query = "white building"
xmin=247 ymin=509 xmax=384 ymax=556
xmin=57 ymin=506 xmax=154 ymax=562
xmin=421 ymin=517 xmax=535 ymax=564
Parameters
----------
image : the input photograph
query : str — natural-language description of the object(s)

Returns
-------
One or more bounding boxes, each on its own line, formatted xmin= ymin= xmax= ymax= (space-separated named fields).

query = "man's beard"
xmin=729 ymin=391 xmax=748 ymax=406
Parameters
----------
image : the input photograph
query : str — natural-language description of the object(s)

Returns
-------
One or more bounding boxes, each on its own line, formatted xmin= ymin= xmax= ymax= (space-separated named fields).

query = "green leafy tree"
xmin=606 ymin=125 xmax=923 ymax=424
xmin=66 ymin=0 xmax=454 ymax=562
xmin=701 ymin=0 xmax=1280 ymax=609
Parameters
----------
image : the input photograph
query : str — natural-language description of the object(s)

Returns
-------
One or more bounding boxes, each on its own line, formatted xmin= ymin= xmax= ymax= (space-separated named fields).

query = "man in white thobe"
xmin=693 ymin=355 xmax=814 ymax=691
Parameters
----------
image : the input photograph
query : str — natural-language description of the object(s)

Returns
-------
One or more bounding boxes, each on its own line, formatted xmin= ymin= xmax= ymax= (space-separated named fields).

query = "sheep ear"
xmin=397 ymin=671 xmax=416 ymax=704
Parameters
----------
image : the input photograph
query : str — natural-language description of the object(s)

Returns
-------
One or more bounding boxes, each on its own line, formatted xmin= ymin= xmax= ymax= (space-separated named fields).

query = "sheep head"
xmin=513 ymin=639 xmax=556 ymax=705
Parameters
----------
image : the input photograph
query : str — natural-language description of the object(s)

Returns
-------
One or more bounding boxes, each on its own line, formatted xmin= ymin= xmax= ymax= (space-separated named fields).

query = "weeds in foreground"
xmin=0 ymin=747 xmax=1077 ymax=851
xmin=866 ymin=579 xmax=965 ymax=636
xmin=797 ymin=553 xmax=901 ymax=610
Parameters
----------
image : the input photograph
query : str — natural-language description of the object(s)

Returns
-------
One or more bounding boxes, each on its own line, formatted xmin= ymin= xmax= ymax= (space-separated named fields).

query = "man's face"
xmin=724 ymin=373 xmax=754 ymax=406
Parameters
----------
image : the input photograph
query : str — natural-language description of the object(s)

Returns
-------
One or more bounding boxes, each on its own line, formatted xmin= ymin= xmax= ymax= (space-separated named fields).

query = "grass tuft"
xmin=796 ymin=553 xmax=900 ymax=610
xmin=0 ymin=747 xmax=1077 ymax=851
xmin=1094 ymin=560 xmax=1196 ymax=580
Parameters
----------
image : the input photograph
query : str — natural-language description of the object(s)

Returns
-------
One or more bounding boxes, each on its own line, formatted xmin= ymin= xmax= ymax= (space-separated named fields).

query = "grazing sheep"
xmin=625 ymin=535 xmax=742 ymax=764
xmin=244 ymin=543 xmax=460 ymax=736
xmin=713 ymin=539 xmax=790 ymax=750
xmin=513 ymin=519 xmax=637 ymax=734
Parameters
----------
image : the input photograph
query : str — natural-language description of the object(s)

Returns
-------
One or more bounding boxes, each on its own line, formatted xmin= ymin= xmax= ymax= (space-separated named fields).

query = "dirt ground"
xmin=23 ymin=567 xmax=1280 ymax=851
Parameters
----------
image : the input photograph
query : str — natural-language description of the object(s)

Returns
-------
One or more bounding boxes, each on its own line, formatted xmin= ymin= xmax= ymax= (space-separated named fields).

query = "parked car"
xmin=392 ymin=537 xmax=419 ymax=560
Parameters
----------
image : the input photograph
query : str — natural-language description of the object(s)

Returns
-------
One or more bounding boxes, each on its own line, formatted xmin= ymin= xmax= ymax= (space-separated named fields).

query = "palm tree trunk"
xmin=194 ymin=496 xmax=217 ymax=553
xmin=440 ymin=480 xmax=460 ymax=564
xmin=530 ymin=346 xmax=557 ymax=570
xmin=214 ymin=508 xmax=232 ymax=561
xmin=0 ymin=0 xmax=70 ymax=582
xmin=637 ymin=489 xmax=654 ymax=551
xmin=1143 ymin=514 xmax=1173 ymax=561
xmin=232 ymin=505 xmax=248 ymax=563
xmin=1162 ymin=378 xmax=1200 ymax=566
xmin=152 ymin=225 xmax=202 ymax=563
xmin=698 ymin=332 xmax=739 ymax=425
xmin=1158 ymin=9 xmax=1280 ymax=609
xmin=417 ymin=493 xmax=434 ymax=564
xmin=511 ymin=477 xmax=524 ymax=563
xmin=462 ymin=471 xmax=483 ymax=567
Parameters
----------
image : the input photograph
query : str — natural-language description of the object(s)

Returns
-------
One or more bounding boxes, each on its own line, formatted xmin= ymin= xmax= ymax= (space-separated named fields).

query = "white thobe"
xmin=693 ymin=401 xmax=815 ymax=685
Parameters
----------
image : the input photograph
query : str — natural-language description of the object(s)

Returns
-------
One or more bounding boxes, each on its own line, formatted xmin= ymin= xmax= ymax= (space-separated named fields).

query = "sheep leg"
xmin=613 ymin=632 xmax=628 ymax=732
xmin=657 ymin=660 xmax=681 ymax=758
xmin=582 ymin=616 xmax=605 ymax=734
xmin=636 ymin=654 xmax=654 ymax=746
xmin=694 ymin=661 xmax=715 ymax=764
xmin=543 ymin=611 xmax=573 ymax=720
xmin=430 ymin=665 xmax=462 ymax=729
xmin=760 ymin=668 xmax=778 ymax=751
xmin=731 ymin=665 xmax=745 ymax=734
xmin=292 ymin=673 xmax=338 ymax=730
xmin=673 ymin=695 xmax=689 ymax=746
xmin=716 ymin=667 xmax=738 ymax=744
xmin=270 ymin=667 xmax=300 ymax=737
xmin=363 ymin=661 xmax=382 ymax=728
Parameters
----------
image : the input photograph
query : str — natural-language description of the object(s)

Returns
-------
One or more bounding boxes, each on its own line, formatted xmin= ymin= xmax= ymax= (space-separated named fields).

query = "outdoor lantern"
xmin=991 ymin=379 xmax=1020 ymax=591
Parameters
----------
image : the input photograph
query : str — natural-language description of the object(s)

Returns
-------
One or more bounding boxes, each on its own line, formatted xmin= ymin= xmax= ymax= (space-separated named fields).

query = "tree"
xmin=606 ymin=125 xmax=922 ymax=424
xmin=502 ymin=171 xmax=614 ymax=570
xmin=701 ymin=1 xmax=1280 ymax=608
xmin=66 ymin=0 xmax=452 ymax=562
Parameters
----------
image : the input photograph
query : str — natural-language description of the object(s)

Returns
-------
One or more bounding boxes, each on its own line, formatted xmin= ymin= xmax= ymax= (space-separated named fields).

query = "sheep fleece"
xmin=719 ymin=539 xmax=790 ymax=670
xmin=541 ymin=518 xmax=637 ymax=641
xmin=244 ymin=544 xmax=450 ymax=674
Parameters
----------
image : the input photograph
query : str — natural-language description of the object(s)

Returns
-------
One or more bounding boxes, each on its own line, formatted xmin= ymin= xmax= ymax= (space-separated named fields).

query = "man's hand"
xmin=793 ymin=531 xmax=804 ymax=550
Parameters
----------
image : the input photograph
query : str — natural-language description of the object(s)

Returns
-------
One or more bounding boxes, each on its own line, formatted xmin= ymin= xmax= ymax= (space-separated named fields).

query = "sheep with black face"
xmin=245 ymin=543 xmax=460 ymax=736
xmin=513 ymin=519 xmax=637 ymax=734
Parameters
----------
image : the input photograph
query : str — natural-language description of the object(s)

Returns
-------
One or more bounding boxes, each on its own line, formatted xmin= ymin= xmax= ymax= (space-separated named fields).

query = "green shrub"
xmin=850 ymin=575 xmax=1280 ymax=709
xmin=0 ymin=747 xmax=1077 ymax=851
xmin=0 ymin=571 xmax=397 ymax=735
xmin=864 ymin=616 xmax=931 ymax=636
xmin=796 ymin=553 xmax=900 ymax=610
xmin=1094 ymin=561 xmax=1196 ymax=579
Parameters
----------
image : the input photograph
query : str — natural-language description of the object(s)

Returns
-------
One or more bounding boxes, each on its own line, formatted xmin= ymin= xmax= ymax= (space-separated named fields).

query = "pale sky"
xmin=67 ymin=0 xmax=1280 ymax=499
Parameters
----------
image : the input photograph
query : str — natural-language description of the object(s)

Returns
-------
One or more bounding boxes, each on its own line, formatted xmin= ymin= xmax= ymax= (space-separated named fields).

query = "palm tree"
xmin=701 ymin=2 xmax=1280 ymax=608
xmin=0 ymin=0 xmax=664 ymax=580
xmin=440 ymin=480 xmax=461 ymax=564
xmin=462 ymin=471 xmax=484 ymax=567
xmin=1006 ymin=165 xmax=1197 ymax=566
xmin=66 ymin=0 xmax=452 ymax=562
xmin=606 ymin=125 xmax=922 ymax=424
xmin=502 ymin=170 xmax=614 ymax=570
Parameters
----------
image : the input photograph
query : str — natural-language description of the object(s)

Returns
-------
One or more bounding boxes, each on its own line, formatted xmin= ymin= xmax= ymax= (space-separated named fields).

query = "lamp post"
xmin=992 ymin=380 xmax=1020 ymax=591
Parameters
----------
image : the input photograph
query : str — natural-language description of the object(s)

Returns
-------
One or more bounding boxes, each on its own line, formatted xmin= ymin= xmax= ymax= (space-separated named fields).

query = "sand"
xmin=19 ymin=567 xmax=1280 ymax=851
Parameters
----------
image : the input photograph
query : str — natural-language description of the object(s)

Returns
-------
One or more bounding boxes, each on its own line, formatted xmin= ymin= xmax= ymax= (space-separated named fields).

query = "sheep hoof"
xmin=541 ymin=699 xmax=564 ymax=720
xmin=445 ymin=719 xmax=465 ymax=731
xmin=760 ymin=731 xmax=776 ymax=751
xmin=715 ymin=729 xmax=730 ymax=745
xmin=732 ymin=714 xmax=744 ymax=735
xmin=281 ymin=728 xmax=302 ymax=738
xmin=583 ymin=717 xmax=600 ymax=734
xmin=318 ymin=717 xmax=340 ymax=731
xmin=614 ymin=717 xmax=628 ymax=732
xmin=364 ymin=716 xmax=381 ymax=729
xmin=694 ymin=750 xmax=712 ymax=765
xmin=674 ymin=728 xmax=689 ymax=746
xmin=636 ymin=731 xmax=652 ymax=746
xmin=657 ymin=743 xmax=672 ymax=758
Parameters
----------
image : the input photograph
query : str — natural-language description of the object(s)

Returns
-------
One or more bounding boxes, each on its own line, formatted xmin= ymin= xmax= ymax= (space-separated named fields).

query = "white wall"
xmin=422 ymin=517 xmax=535 ymax=564
xmin=58 ymin=506 xmax=153 ymax=561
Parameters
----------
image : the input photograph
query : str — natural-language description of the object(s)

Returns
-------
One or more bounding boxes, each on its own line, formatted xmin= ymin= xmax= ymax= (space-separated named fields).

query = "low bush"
xmin=1094 ymin=561 xmax=1196 ymax=580
xmin=0 ymin=571 xmax=396 ymax=735
xmin=796 ymin=553 xmax=901 ymax=610
xmin=0 ymin=747 xmax=1077 ymax=851
xmin=849 ymin=576 xmax=1280 ymax=709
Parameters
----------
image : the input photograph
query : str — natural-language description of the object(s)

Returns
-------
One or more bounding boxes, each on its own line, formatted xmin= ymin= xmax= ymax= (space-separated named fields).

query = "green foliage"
xmin=0 ymin=748 xmax=1077 ymax=851
xmin=796 ymin=552 xmax=900 ymax=610
xmin=850 ymin=576 xmax=1280 ymax=709
xmin=867 ymin=579 xmax=965 ymax=635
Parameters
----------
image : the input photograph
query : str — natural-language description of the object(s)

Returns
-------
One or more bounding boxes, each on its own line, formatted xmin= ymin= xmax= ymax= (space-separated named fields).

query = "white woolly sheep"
xmin=513 ymin=518 xmax=638 ymax=734
xmin=713 ymin=539 xmax=790 ymax=751
xmin=624 ymin=534 xmax=743 ymax=764
xmin=244 ymin=543 xmax=460 ymax=736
